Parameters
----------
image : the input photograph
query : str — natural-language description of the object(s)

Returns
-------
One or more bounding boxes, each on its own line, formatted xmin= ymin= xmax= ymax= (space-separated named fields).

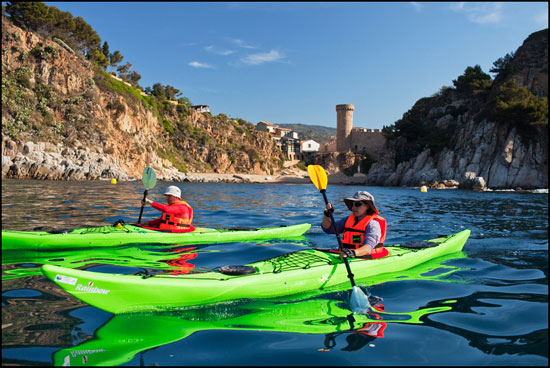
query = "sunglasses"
xmin=352 ymin=202 xmax=365 ymax=207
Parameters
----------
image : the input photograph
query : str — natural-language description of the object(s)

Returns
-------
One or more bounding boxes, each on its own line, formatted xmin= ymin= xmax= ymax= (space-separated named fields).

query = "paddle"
xmin=307 ymin=165 xmax=371 ymax=314
xmin=137 ymin=166 xmax=157 ymax=224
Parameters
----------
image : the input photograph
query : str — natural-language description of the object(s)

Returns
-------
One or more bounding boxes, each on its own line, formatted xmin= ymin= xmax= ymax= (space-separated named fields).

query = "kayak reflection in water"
xmin=321 ymin=191 xmax=388 ymax=259
xmin=321 ymin=299 xmax=386 ymax=352
xmin=160 ymin=246 xmax=198 ymax=275
xmin=141 ymin=185 xmax=194 ymax=232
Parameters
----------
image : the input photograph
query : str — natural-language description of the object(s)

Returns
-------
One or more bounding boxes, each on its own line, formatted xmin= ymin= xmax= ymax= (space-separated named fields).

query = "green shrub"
xmin=247 ymin=148 xmax=260 ymax=162
xmin=492 ymin=80 xmax=548 ymax=126
xmin=491 ymin=79 xmax=548 ymax=141
xmin=15 ymin=67 xmax=32 ymax=88
xmin=30 ymin=44 xmax=59 ymax=60
xmin=95 ymin=70 xmax=151 ymax=110
xmin=452 ymin=65 xmax=492 ymax=95
xmin=162 ymin=118 xmax=174 ymax=134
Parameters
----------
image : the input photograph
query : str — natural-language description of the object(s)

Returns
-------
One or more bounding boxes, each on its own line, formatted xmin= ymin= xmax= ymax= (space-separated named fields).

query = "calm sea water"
xmin=2 ymin=178 xmax=548 ymax=366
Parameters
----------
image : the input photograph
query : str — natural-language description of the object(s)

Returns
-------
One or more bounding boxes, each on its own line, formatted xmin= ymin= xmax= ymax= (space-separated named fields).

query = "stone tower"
xmin=336 ymin=104 xmax=354 ymax=152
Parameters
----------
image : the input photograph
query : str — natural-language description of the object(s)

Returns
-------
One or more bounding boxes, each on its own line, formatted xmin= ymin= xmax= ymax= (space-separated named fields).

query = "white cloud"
xmin=410 ymin=2 xmax=423 ymax=12
xmin=450 ymin=2 xmax=503 ymax=24
xmin=240 ymin=50 xmax=284 ymax=65
xmin=228 ymin=38 xmax=256 ymax=49
xmin=204 ymin=45 xmax=235 ymax=56
xmin=188 ymin=61 xmax=214 ymax=69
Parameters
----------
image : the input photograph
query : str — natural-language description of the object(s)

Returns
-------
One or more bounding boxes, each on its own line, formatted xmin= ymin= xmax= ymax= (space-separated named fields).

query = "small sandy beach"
xmin=180 ymin=170 xmax=363 ymax=185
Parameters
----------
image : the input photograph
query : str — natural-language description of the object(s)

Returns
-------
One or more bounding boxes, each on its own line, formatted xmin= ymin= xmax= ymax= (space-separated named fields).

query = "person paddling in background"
xmin=141 ymin=185 xmax=194 ymax=231
xmin=321 ymin=191 xmax=387 ymax=258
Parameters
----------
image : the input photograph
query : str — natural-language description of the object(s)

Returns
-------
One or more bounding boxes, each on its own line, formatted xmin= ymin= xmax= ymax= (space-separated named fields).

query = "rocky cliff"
xmin=354 ymin=29 xmax=548 ymax=190
xmin=2 ymin=17 xmax=284 ymax=181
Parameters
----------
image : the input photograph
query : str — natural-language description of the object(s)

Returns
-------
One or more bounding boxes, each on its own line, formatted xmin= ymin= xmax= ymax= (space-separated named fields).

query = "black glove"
xmin=324 ymin=207 xmax=334 ymax=217
xmin=341 ymin=248 xmax=356 ymax=258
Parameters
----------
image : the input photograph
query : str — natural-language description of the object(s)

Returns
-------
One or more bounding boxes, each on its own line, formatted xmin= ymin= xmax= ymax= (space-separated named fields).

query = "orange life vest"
xmin=342 ymin=213 xmax=387 ymax=250
xmin=358 ymin=322 xmax=387 ymax=338
xmin=354 ymin=303 xmax=387 ymax=338
xmin=159 ymin=200 xmax=193 ymax=231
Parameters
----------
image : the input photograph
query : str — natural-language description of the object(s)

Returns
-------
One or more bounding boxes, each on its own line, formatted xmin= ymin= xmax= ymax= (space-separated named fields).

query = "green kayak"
xmin=41 ymin=229 xmax=470 ymax=314
xmin=1 ymin=223 xmax=311 ymax=250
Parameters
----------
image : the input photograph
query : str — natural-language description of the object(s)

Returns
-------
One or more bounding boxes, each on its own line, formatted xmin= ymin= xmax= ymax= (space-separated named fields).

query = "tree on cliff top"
xmin=5 ymin=1 xmax=101 ymax=59
xmin=151 ymin=83 xmax=182 ymax=101
xmin=5 ymin=2 xmax=52 ymax=31
xmin=452 ymin=65 xmax=492 ymax=95
xmin=490 ymin=52 xmax=515 ymax=76
xmin=109 ymin=50 xmax=124 ymax=72
xmin=491 ymin=79 xmax=548 ymax=141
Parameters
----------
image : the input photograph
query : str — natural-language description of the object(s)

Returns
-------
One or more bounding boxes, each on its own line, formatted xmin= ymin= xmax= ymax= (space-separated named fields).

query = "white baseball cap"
xmin=163 ymin=185 xmax=181 ymax=199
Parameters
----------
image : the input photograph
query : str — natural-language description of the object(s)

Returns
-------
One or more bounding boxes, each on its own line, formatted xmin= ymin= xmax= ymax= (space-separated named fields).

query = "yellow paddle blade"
xmin=307 ymin=165 xmax=328 ymax=191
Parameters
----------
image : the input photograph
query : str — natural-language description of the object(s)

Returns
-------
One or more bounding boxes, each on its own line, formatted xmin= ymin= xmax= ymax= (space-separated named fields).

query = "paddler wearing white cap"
xmin=141 ymin=185 xmax=194 ymax=231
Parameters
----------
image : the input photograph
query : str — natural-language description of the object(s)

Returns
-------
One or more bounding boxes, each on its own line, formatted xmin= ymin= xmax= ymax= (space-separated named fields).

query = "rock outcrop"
xmin=364 ymin=29 xmax=548 ymax=190
xmin=1 ymin=17 xmax=284 ymax=181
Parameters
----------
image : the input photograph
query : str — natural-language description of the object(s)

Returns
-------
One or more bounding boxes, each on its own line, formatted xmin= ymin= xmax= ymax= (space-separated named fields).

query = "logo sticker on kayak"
xmin=55 ymin=274 xmax=77 ymax=286
xmin=75 ymin=283 xmax=110 ymax=294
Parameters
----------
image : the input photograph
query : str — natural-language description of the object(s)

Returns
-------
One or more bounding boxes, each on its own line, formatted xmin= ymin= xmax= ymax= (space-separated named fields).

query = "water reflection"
xmin=2 ymin=245 xmax=211 ymax=280
xmin=50 ymin=296 xmax=452 ymax=366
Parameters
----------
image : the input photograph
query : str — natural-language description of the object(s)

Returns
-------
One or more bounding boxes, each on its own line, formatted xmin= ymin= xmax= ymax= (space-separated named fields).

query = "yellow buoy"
xmin=111 ymin=178 xmax=117 ymax=184
xmin=420 ymin=185 xmax=427 ymax=192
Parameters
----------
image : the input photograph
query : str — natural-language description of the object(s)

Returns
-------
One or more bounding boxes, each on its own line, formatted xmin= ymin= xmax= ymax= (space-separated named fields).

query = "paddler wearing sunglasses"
xmin=321 ymin=191 xmax=387 ymax=258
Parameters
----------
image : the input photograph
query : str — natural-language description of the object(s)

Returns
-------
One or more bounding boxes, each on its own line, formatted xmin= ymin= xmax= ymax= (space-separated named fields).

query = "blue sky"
xmin=44 ymin=2 xmax=548 ymax=130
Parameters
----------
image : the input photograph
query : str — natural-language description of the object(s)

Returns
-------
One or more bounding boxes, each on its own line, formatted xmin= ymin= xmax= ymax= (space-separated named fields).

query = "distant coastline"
xmin=100 ymin=172 xmax=549 ymax=192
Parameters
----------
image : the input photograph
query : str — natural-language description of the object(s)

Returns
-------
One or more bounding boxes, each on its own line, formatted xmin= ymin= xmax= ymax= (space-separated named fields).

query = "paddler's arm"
xmin=321 ymin=203 xmax=345 ymax=234
xmin=140 ymin=199 xmax=165 ymax=226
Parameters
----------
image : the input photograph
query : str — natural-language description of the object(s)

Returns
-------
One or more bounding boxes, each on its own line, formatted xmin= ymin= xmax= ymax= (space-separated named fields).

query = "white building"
xmin=301 ymin=139 xmax=320 ymax=152
xmin=256 ymin=121 xmax=278 ymax=134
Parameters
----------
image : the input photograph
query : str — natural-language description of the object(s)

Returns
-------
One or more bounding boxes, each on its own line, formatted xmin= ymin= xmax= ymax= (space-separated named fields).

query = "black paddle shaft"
xmin=320 ymin=189 xmax=356 ymax=287
xmin=137 ymin=189 xmax=148 ymax=224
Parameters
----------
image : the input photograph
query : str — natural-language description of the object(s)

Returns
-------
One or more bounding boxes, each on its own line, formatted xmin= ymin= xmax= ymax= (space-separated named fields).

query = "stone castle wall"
xmin=350 ymin=128 xmax=386 ymax=160
xmin=333 ymin=104 xmax=386 ymax=159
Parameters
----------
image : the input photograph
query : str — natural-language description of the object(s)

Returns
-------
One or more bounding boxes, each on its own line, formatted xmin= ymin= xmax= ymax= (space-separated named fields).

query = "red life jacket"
xmin=161 ymin=251 xmax=197 ymax=275
xmin=357 ymin=322 xmax=387 ymax=338
xmin=353 ymin=303 xmax=387 ymax=338
xmin=159 ymin=200 xmax=193 ymax=231
xmin=342 ymin=213 xmax=387 ymax=259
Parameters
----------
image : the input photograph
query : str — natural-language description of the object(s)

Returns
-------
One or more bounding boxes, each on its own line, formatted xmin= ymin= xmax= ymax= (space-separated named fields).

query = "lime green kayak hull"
xmin=2 ymin=223 xmax=311 ymax=250
xmin=42 ymin=229 xmax=470 ymax=314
